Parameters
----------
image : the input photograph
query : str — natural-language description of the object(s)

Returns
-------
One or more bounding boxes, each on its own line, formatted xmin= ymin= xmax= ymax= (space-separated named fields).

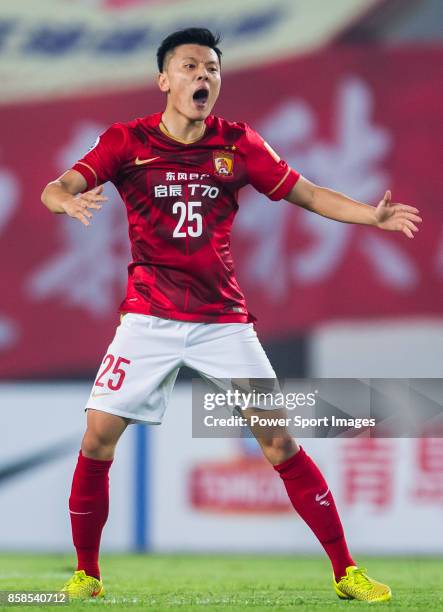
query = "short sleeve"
xmin=243 ymin=125 xmax=300 ymax=201
xmin=71 ymin=123 xmax=126 ymax=191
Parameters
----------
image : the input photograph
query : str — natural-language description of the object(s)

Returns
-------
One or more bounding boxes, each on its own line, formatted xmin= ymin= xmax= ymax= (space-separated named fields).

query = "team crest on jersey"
xmin=213 ymin=151 xmax=234 ymax=177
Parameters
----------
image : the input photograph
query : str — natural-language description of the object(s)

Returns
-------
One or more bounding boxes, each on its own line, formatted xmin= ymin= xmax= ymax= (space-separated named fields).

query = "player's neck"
xmin=161 ymin=109 xmax=206 ymax=144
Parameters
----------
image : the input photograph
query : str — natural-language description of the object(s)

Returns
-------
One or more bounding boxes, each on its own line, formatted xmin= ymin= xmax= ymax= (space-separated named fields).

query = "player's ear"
xmin=157 ymin=72 xmax=170 ymax=93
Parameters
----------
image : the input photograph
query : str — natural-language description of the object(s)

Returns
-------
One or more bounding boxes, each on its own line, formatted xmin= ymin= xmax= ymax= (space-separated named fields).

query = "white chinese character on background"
xmin=435 ymin=226 xmax=443 ymax=278
xmin=235 ymin=77 xmax=419 ymax=298
xmin=169 ymin=185 xmax=182 ymax=197
xmin=0 ymin=163 xmax=20 ymax=350
xmin=27 ymin=122 xmax=129 ymax=317
xmin=178 ymin=172 xmax=188 ymax=180
xmin=154 ymin=185 xmax=168 ymax=197
xmin=166 ymin=172 xmax=176 ymax=181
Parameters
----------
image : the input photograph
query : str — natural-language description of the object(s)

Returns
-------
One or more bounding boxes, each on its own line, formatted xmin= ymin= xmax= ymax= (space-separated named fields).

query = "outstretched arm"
xmin=41 ymin=169 xmax=108 ymax=227
xmin=285 ymin=176 xmax=422 ymax=239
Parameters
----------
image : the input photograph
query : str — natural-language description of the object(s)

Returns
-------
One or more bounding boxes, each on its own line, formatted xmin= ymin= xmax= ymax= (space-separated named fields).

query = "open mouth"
xmin=193 ymin=88 xmax=209 ymax=106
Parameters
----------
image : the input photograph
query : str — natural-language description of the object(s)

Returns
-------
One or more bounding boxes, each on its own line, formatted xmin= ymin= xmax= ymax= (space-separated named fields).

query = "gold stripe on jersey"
xmin=266 ymin=167 xmax=290 ymax=197
xmin=159 ymin=121 xmax=207 ymax=144
xmin=76 ymin=161 xmax=98 ymax=187
xmin=264 ymin=140 xmax=281 ymax=163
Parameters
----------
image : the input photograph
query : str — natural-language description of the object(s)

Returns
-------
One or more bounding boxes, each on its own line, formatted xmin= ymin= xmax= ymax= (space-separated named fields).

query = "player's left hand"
xmin=375 ymin=190 xmax=422 ymax=239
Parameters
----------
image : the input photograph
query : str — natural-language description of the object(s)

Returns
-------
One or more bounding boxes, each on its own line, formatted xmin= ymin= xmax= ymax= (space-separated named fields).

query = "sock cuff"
xmin=273 ymin=446 xmax=308 ymax=477
xmin=78 ymin=450 xmax=113 ymax=470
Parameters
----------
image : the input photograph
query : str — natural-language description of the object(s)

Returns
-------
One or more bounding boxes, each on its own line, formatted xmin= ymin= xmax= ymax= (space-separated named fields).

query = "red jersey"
xmin=72 ymin=112 xmax=299 ymax=323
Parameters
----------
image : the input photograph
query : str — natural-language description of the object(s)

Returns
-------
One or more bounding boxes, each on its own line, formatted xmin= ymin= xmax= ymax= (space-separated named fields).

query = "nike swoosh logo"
xmin=315 ymin=488 xmax=329 ymax=502
xmin=91 ymin=390 xmax=112 ymax=398
xmin=0 ymin=437 xmax=79 ymax=486
xmin=135 ymin=156 xmax=160 ymax=165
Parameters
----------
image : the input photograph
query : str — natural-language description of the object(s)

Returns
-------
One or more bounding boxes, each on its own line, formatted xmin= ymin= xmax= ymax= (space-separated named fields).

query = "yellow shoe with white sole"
xmin=334 ymin=566 xmax=391 ymax=602
xmin=61 ymin=569 xmax=104 ymax=600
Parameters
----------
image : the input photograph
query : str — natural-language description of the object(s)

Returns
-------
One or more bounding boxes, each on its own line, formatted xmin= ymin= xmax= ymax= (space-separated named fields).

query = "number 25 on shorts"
xmin=95 ymin=354 xmax=131 ymax=391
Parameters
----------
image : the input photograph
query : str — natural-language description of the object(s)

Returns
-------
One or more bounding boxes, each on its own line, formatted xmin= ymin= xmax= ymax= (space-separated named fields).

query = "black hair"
xmin=156 ymin=28 xmax=222 ymax=72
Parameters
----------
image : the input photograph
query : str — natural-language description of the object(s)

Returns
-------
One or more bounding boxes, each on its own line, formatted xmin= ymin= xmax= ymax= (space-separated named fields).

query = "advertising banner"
xmin=0 ymin=0 xmax=376 ymax=103
xmin=1 ymin=382 xmax=442 ymax=554
xmin=0 ymin=47 xmax=441 ymax=376
xmin=150 ymin=385 xmax=443 ymax=554
xmin=0 ymin=383 xmax=135 ymax=551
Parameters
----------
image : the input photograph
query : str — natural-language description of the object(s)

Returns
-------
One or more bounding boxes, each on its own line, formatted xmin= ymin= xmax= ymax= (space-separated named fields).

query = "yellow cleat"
xmin=61 ymin=569 xmax=105 ymax=600
xmin=334 ymin=566 xmax=392 ymax=602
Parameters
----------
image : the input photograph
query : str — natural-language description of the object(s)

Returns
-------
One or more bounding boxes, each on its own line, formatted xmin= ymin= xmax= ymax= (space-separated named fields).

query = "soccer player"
xmin=41 ymin=28 xmax=421 ymax=602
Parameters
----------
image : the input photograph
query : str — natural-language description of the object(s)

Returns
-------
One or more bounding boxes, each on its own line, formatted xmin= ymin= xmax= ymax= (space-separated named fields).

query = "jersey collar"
xmin=157 ymin=114 xmax=211 ymax=145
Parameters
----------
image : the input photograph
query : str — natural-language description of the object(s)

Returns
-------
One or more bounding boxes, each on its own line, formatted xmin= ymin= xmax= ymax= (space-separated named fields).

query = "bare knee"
xmin=81 ymin=410 xmax=129 ymax=460
xmin=81 ymin=429 xmax=117 ymax=460
xmin=259 ymin=436 xmax=299 ymax=466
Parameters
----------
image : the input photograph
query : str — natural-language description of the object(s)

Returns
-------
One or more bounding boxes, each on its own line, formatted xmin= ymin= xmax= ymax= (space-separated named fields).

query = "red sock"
xmin=68 ymin=451 xmax=113 ymax=580
xmin=274 ymin=447 xmax=355 ymax=580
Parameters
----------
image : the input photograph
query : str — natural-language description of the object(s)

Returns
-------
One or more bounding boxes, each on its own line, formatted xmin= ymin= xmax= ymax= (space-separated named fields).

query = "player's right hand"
xmin=62 ymin=185 xmax=108 ymax=227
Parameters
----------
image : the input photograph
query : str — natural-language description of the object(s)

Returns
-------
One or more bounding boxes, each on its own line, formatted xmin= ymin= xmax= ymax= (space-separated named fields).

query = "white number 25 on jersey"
xmin=172 ymin=201 xmax=202 ymax=238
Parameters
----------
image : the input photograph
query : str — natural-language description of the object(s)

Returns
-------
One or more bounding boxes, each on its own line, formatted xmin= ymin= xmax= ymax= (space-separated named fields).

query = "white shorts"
xmin=85 ymin=314 xmax=276 ymax=424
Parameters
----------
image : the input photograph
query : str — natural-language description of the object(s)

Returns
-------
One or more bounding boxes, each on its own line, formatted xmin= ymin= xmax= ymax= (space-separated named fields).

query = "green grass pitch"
xmin=0 ymin=554 xmax=442 ymax=610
